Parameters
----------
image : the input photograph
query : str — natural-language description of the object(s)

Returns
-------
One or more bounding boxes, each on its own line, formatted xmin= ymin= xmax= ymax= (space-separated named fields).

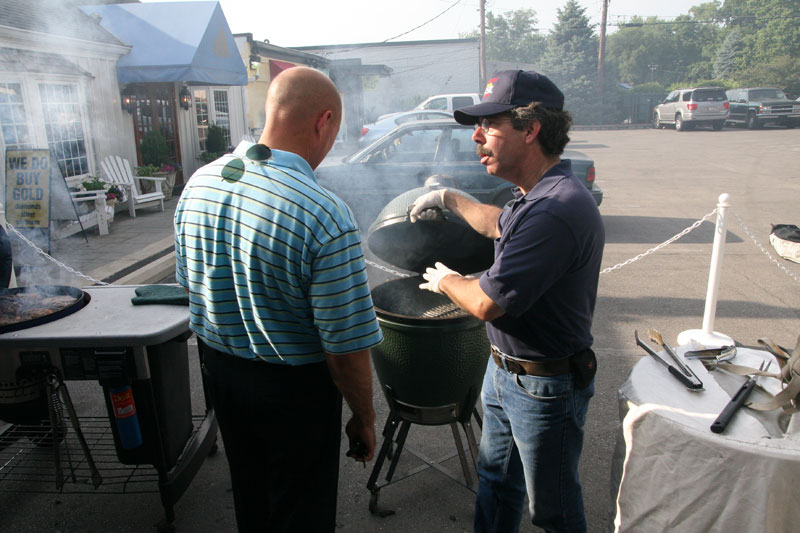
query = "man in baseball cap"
xmin=410 ymin=70 xmax=604 ymax=532
xmin=454 ymin=69 xmax=564 ymax=124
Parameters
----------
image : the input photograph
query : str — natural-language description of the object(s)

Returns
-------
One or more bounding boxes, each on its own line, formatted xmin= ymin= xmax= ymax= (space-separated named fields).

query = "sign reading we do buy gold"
xmin=5 ymin=149 xmax=51 ymax=229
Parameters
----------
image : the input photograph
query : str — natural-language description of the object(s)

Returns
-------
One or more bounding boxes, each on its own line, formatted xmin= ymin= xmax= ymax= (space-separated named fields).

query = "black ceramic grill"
xmin=363 ymin=186 xmax=494 ymax=516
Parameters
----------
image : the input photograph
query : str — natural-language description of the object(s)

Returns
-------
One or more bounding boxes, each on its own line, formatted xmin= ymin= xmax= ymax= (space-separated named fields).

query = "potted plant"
xmin=105 ymin=184 xmax=124 ymax=207
xmin=79 ymin=176 xmax=119 ymax=217
xmin=139 ymin=130 xmax=177 ymax=198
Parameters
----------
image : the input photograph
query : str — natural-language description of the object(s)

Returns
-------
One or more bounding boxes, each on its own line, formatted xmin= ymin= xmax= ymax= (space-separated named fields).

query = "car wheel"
xmin=652 ymin=113 xmax=661 ymax=129
xmin=712 ymin=120 xmax=724 ymax=131
xmin=675 ymin=115 xmax=685 ymax=131
xmin=746 ymin=112 xmax=760 ymax=129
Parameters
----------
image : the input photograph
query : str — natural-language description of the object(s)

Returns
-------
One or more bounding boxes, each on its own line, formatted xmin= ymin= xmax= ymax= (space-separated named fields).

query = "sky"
xmin=142 ymin=0 xmax=708 ymax=48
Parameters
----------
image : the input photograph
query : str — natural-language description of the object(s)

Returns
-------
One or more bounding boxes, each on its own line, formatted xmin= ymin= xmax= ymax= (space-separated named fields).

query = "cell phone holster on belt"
xmin=570 ymin=348 xmax=597 ymax=389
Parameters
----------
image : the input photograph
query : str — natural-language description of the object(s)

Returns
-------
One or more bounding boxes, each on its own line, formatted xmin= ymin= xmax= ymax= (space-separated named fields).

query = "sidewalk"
xmin=12 ymin=194 xmax=180 ymax=288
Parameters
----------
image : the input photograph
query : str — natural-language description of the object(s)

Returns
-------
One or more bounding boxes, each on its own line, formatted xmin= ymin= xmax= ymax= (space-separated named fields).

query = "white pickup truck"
xmin=377 ymin=93 xmax=480 ymax=122
xmin=413 ymin=93 xmax=480 ymax=112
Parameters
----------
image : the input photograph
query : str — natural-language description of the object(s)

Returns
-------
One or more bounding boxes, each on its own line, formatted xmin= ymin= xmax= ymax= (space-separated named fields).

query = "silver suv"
xmin=653 ymin=87 xmax=729 ymax=131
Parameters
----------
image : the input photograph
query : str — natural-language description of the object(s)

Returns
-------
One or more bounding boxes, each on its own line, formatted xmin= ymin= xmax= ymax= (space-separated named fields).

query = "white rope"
xmin=8 ymin=204 xmax=798 ymax=291
xmin=731 ymin=212 xmax=800 ymax=284
xmin=365 ymin=259 xmax=412 ymax=278
xmin=599 ymin=209 xmax=718 ymax=274
xmin=5 ymin=223 xmax=109 ymax=286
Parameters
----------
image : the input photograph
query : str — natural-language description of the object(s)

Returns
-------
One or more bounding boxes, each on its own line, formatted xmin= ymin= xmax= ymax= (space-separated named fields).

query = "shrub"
xmin=205 ymin=124 xmax=228 ymax=155
xmin=141 ymin=130 xmax=169 ymax=167
xmin=135 ymin=164 xmax=160 ymax=176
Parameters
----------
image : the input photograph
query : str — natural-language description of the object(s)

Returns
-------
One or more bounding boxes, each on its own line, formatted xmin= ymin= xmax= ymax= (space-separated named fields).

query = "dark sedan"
xmin=317 ymin=119 xmax=602 ymax=228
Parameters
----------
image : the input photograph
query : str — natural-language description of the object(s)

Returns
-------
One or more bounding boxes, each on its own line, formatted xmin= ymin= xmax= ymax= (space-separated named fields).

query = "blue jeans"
xmin=474 ymin=356 xmax=594 ymax=533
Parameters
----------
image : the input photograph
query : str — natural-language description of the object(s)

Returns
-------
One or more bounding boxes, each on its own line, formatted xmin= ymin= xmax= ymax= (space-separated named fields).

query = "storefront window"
xmin=194 ymin=88 xmax=209 ymax=151
xmin=39 ymin=83 xmax=88 ymax=177
xmin=0 ymin=83 xmax=31 ymax=150
xmin=194 ymin=87 xmax=230 ymax=151
xmin=213 ymin=89 xmax=230 ymax=145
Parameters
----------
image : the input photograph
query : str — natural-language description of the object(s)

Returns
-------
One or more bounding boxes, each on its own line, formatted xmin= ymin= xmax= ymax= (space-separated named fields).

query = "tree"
xmin=538 ymin=1 xmax=602 ymax=123
xmin=732 ymin=55 xmax=800 ymax=97
xmin=462 ymin=9 xmax=545 ymax=64
xmin=606 ymin=17 xmax=678 ymax=85
xmin=487 ymin=9 xmax=545 ymax=63
xmin=721 ymin=0 xmax=800 ymax=65
xmin=713 ymin=29 xmax=743 ymax=79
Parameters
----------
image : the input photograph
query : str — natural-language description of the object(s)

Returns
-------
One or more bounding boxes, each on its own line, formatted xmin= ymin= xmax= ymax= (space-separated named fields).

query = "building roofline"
xmin=234 ymin=33 xmax=330 ymax=68
xmin=292 ymin=37 xmax=479 ymax=52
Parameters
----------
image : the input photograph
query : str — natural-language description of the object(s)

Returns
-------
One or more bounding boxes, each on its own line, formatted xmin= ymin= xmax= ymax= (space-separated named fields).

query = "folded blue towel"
xmin=131 ymin=285 xmax=189 ymax=306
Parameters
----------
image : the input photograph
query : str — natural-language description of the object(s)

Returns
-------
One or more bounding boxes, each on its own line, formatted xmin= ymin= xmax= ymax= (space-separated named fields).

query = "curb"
xmin=114 ymin=250 xmax=176 ymax=285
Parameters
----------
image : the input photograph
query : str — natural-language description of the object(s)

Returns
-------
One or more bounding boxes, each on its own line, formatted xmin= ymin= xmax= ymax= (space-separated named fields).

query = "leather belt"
xmin=490 ymin=345 xmax=570 ymax=377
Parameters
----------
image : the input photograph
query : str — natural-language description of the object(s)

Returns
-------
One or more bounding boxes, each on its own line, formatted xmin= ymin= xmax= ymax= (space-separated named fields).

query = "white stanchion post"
xmin=678 ymin=194 xmax=734 ymax=347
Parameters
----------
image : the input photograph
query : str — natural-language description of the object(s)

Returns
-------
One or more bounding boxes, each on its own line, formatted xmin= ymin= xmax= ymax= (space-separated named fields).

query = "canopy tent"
xmin=80 ymin=1 xmax=246 ymax=86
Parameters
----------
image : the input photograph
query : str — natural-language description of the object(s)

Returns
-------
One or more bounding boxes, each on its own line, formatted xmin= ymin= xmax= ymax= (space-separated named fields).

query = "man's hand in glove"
xmin=409 ymin=190 xmax=446 ymax=222
xmin=419 ymin=262 xmax=461 ymax=294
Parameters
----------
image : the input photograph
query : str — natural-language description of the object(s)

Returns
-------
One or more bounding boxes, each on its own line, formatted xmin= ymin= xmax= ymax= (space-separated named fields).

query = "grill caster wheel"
xmin=369 ymin=489 xmax=396 ymax=518
xmin=208 ymin=439 xmax=218 ymax=456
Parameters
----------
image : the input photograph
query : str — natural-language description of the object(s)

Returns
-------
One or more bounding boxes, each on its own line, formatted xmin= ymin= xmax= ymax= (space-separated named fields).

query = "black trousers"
xmin=199 ymin=341 xmax=343 ymax=532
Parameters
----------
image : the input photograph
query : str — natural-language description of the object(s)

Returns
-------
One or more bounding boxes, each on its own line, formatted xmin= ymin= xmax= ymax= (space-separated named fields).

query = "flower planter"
xmin=153 ymin=171 xmax=176 ymax=200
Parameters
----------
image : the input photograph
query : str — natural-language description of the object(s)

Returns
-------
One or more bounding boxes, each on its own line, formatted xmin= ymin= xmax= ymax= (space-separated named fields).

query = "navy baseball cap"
xmin=454 ymin=70 xmax=564 ymax=125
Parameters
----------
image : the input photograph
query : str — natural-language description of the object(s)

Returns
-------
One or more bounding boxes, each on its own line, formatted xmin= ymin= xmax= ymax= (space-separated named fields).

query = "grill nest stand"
xmin=366 ymin=384 xmax=482 ymax=517
xmin=365 ymin=282 xmax=490 ymax=517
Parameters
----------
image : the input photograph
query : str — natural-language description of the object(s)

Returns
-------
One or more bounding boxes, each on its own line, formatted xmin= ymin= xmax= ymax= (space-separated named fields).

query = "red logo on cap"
xmin=483 ymin=78 xmax=498 ymax=98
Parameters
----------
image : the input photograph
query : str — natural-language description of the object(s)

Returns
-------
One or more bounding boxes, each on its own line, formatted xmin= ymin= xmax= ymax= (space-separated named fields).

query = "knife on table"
xmin=634 ymin=330 xmax=704 ymax=391
xmin=710 ymin=361 xmax=767 ymax=434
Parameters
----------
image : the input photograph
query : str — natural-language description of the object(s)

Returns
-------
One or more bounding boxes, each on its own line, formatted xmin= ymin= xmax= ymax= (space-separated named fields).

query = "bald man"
xmin=174 ymin=67 xmax=382 ymax=532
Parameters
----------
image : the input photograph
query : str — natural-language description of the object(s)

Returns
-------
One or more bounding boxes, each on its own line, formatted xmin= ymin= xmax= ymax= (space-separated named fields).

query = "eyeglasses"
xmin=474 ymin=116 xmax=512 ymax=134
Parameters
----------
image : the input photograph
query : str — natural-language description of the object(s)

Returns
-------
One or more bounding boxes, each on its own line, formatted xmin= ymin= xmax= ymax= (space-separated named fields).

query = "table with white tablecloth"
xmin=610 ymin=345 xmax=799 ymax=532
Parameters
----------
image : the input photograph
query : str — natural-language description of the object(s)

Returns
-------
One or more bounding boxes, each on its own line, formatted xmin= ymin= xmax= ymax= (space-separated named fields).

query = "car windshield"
xmin=346 ymin=124 xmax=478 ymax=165
xmin=749 ymin=89 xmax=786 ymax=100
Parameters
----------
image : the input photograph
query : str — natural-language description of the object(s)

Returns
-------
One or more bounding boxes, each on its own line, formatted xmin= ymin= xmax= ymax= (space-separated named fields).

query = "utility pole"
xmin=479 ymin=0 xmax=486 ymax=90
xmin=648 ymin=64 xmax=658 ymax=82
xmin=597 ymin=0 xmax=608 ymax=99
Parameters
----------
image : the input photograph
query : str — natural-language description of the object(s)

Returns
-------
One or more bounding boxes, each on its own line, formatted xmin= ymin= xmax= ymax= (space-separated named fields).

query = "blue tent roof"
xmin=80 ymin=2 xmax=246 ymax=86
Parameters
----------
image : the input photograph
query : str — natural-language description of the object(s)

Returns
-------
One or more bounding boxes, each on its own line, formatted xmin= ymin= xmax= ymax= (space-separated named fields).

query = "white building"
xmin=297 ymin=39 xmax=480 ymax=123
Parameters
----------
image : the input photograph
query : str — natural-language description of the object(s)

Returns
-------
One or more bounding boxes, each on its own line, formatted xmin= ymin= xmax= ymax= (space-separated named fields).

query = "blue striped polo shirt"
xmin=174 ymin=142 xmax=383 ymax=365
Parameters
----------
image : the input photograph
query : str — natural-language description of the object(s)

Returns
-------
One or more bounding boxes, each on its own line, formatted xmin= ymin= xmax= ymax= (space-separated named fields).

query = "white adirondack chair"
xmin=51 ymin=190 xmax=113 ymax=239
xmin=100 ymin=156 xmax=165 ymax=217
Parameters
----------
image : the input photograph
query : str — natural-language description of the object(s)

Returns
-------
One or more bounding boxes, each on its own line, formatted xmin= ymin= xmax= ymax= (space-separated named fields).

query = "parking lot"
xmin=2 ymin=128 xmax=799 ymax=532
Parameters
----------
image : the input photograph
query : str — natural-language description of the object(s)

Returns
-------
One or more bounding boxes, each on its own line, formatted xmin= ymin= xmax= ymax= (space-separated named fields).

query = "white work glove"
xmin=419 ymin=262 xmax=461 ymax=294
xmin=409 ymin=189 xmax=446 ymax=223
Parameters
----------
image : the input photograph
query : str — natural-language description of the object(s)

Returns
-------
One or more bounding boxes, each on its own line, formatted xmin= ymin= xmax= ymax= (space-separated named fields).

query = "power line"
xmin=384 ymin=0 xmax=464 ymax=42
xmin=316 ymin=0 xmax=465 ymax=56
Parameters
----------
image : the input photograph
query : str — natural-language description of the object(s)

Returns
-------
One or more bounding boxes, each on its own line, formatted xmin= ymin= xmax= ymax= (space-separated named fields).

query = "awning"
xmin=269 ymin=59 xmax=296 ymax=79
xmin=80 ymin=1 xmax=247 ymax=86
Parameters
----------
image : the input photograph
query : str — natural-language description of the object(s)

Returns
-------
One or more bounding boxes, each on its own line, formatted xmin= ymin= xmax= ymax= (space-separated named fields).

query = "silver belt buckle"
xmin=492 ymin=345 xmax=512 ymax=372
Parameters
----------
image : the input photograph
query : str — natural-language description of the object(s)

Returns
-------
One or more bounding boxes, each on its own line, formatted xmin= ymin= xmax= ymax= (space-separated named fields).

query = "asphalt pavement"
xmin=2 ymin=127 xmax=799 ymax=532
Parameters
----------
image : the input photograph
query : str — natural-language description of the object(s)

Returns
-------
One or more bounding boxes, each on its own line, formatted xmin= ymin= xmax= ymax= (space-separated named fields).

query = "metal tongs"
xmin=684 ymin=345 xmax=737 ymax=362
xmin=635 ymin=330 xmax=704 ymax=391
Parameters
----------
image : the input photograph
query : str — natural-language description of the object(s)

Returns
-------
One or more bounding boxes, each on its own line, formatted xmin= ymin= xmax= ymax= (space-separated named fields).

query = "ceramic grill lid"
xmin=366 ymin=186 xmax=493 ymax=275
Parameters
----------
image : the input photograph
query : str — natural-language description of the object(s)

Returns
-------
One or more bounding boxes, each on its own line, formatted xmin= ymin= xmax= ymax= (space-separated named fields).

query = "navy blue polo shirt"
xmin=478 ymin=160 xmax=605 ymax=360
